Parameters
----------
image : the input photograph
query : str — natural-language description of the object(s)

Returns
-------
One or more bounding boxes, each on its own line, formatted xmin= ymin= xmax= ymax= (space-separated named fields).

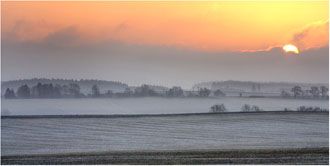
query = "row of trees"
xmin=4 ymin=83 xmax=84 ymax=99
xmin=296 ymin=106 xmax=328 ymax=112
xmin=210 ymin=104 xmax=328 ymax=113
xmin=281 ymin=86 xmax=329 ymax=99
xmin=210 ymin=104 xmax=263 ymax=113
xmin=90 ymin=86 xmax=225 ymax=98
xmin=4 ymin=83 xmax=226 ymax=99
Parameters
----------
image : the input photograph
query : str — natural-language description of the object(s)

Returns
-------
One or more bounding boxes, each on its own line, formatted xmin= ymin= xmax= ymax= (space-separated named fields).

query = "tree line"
xmin=3 ymin=83 xmax=226 ymax=99
xmin=281 ymin=86 xmax=328 ymax=99
xmin=210 ymin=104 xmax=328 ymax=113
xmin=210 ymin=104 xmax=263 ymax=113
xmin=4 ymin=83 xmax=83 ymax=99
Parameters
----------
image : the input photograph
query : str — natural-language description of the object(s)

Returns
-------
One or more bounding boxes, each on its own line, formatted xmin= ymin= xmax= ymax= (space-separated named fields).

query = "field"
xmin=2 ymin=147 xmax=328 ymax=164
xmin=2 ymin=111 xmax=328 ymax=164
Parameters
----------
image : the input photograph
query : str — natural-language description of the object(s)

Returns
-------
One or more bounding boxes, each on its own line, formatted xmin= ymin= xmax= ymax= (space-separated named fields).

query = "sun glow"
xmin=283 ymin=44 xmax=299 ymax=54
xmin=2 ymin=1 xmax=328 ymax=52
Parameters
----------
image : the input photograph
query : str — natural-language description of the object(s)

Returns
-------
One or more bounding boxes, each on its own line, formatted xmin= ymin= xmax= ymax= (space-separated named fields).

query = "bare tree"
xmin=281 ymin=90 xmax=291 ymax=98
xmin=92 ymin=84 xmax=101 ymax=97
xmin=291 ymin=86 xmax=303 ymax=98
xmin=320 ymin=86 xmax=329 ymax=98
xmin=198 ymin=88 xmax=211 ymax=97
xmin=210 ymin=104 xmax=227 ymax=113
xmin=310 ymin=86 xmax=321 ymax=98
xmin=213 ymin=89 xmax=226 ymax=97
xmin=241 ymin=104 xmax=251 ymax=112
xmin=4 ymin=88 xmax=16 ymax=99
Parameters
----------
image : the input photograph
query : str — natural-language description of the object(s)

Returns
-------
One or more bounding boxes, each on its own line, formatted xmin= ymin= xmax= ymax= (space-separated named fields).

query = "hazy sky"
xmin=2 ymin=1 xmax=329 ymax=88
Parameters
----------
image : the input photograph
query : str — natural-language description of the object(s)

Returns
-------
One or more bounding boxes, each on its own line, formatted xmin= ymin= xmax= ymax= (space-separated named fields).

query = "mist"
xmin=2 ymin=31 xmax=329 ymax=89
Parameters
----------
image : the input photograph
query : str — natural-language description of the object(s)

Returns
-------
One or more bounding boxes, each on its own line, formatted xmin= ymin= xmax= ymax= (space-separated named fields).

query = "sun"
xmin=283 ymin=44 xmax=299 ymax=54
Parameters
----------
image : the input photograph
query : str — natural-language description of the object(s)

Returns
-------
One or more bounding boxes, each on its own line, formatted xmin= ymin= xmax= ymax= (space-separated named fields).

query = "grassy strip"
xmin=2 ymin=147 xmax=328 ymax=165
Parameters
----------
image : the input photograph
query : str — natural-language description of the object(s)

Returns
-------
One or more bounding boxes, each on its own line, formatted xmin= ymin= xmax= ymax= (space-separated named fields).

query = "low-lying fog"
xmin=1 ymin=97 xmax=328 ymax=115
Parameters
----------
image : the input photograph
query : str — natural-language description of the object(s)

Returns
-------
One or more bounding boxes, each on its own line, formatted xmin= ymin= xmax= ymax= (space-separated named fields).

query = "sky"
xmin=1 ymin=1 xmax=329 ymax=88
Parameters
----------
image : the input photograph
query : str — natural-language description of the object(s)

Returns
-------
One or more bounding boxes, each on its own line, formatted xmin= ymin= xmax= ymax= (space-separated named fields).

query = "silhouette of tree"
xmin=251 ymin=105 xmax=263 ymax=112
xmin=167 ymin=86 xmax=184 ymax=97
xmin=61 ymin=85 xmax=70 ymax=97
xmin=16 ymin=84 xmax=31 ymax=98
xmin=281 ymin=90 xmax=291 ymax=98
xmin=92 ymin=84 xmax=101 ymax=97
xmin=53 ymin=84 xmax=62 ymax=98
xmin=31 ymin=82 xmax=61 ymax=98
xmin=105 ymin=90 xmax=113 ymax=97
xmin=291 ymin=86 xmax=303 ymax=98
xmin=210 ymin=104 xmax=227 ymax=112
xmin=4 ymin=88 xmax=16 ymax=99
xmin=241 ymin=104 xmax=263 ymax=112
xmin=241 ymin=104 xmax=251 ymax=112
xmin=198 ymin=88 xmax=210 ymax=97
xmin=310 ymin=86 xmax=321 ymax=98
xmin=68 ymin=83 xmax=81 ymax=97
xmin=134 ymin=85 xmax=157 ymax=97
xmin=320 ymin=86 xmax=329 ymax=98
xmin=213 ymin=89 xmax=226 ymax=97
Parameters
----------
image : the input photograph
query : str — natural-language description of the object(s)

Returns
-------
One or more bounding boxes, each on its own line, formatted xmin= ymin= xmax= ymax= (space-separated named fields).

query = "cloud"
xmin=3 ymin=19 xmax=55 ymax=42
xmin=3 ymin=19 xmax=26 ymax=41
xmin=3 ymin=20 xmax=132 ymax=48
xmin=43 ymin=26 xmax=80 ymax=47
xmin=292 ymin=19 xmax=329 ymax=50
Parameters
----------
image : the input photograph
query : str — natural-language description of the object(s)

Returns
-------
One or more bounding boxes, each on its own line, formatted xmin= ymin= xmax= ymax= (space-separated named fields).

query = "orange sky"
xmin=2 ymin=1 xmax=329 ymax=52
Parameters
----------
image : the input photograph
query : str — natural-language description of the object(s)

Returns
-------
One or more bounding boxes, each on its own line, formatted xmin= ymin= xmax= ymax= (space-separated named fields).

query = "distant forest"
xmin=194 ymin=80 xmax=328 ymax=93
xmin=1 ymin=78 xmax=128 ymax=95
xmin=2 ymin=78 xmax=329 ymax=99
xmin=3 ymin=82 xmax=218 ymax=99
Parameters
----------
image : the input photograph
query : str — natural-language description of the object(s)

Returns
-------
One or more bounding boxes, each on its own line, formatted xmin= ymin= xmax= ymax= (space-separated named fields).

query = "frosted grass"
xmin=1 ymin=112 xmax=328 ymax=155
